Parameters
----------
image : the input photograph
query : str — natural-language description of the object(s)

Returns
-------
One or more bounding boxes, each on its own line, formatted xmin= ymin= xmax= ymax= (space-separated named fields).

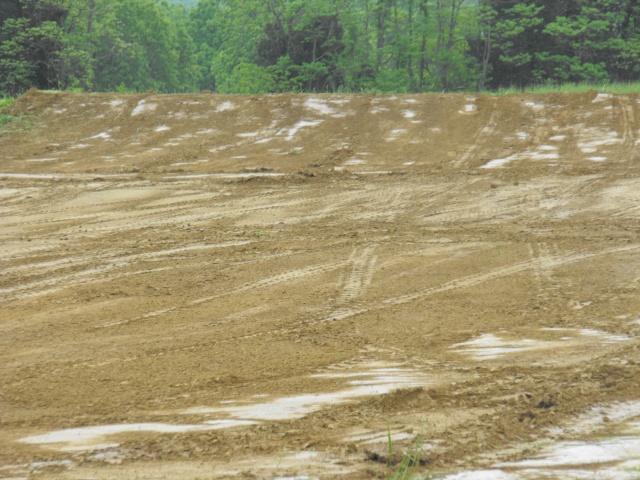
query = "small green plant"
xmin=254 ymin=230 xmax=267 ymax=238
xmin=386 ymin=424 xmax=426 ymax=480
xmin=0 ymin=97 xmax=15 ymax=127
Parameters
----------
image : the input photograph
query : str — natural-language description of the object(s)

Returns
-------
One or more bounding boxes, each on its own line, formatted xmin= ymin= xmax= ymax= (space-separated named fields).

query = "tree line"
xmin=1 ymin=0 xmax=639 ymax=97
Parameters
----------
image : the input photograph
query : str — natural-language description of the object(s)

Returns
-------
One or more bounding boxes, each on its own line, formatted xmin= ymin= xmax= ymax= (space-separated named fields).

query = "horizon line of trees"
xmin=1 ymin=0 xmax=639 ymax=97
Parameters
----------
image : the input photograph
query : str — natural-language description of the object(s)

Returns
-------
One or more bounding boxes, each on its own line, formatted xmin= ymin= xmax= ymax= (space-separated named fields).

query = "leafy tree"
xmin=257 ymin=7 xmax=346 ymax=91
xmin=0 ymin=0 xmax=90 ymax=95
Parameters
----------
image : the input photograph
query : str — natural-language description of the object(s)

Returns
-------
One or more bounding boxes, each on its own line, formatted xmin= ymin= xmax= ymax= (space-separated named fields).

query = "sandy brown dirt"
xmin=1 ymin=90 xmax=640 ymax=479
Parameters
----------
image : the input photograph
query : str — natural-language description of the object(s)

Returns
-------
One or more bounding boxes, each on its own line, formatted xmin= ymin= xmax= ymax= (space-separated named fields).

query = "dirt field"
xmin=1 ymin=90 xmax=640 ymax=479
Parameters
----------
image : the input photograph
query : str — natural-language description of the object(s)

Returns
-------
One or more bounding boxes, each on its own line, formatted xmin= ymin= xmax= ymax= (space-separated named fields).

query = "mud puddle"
xmin=19 ymin=363 xmax=438 ymax=453
xmin=450 ymin=328 xmax=630 ymax=361
xmin=446 ymin=403 xmax=640 ymax=480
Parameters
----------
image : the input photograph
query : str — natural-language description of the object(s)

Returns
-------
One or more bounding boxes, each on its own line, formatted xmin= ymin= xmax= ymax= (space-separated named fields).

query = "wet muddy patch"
xmin=450 ymin=328 xmax=630 ymax=361
xmin=445 ymin=402 xmax=640 ymax=480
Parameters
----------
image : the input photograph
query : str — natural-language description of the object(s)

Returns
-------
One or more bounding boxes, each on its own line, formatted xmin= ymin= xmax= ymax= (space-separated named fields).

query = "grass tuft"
xmin=386 ymin=425 xmax=428 ymax=480
xmin=0 ymin=96 xmax=16 ymax=127
xmin=489 ymin=81 xmax=640 ymax=95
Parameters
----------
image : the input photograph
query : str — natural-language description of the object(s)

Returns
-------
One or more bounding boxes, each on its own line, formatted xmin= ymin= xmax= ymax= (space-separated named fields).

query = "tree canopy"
xmin=1 ymin=0 xmax=639 ymax=96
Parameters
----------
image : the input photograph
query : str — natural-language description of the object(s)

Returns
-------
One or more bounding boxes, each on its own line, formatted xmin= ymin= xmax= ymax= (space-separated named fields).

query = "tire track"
xmin=453 ymin=97 xmax=499 ymax=168
xmin=0 ymin=242 xmax=251 ymax=300
xmin=337 ymin=246 xmax=377 ymax=304
xmin=529 ymin=242 xmax=554 ymax=288
xmin=191 ymin=260 xmax=350 ymax=306
xmin=38 ymin=245 xmax=640 ymax=371
xmin=617 ymin=95 xmax=637 ymax=149
xmin=382 ymin=244 xmax=640 ymax=308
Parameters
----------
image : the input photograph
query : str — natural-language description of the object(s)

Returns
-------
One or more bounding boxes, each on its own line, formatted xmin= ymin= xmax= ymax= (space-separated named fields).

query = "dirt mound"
xmin=1 ymin=90 xmax=640 ymax=479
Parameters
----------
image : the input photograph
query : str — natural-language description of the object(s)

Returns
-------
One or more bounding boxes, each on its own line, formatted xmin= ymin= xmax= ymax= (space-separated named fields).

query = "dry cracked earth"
xmin=1 ymin=90 xmax=640 ymax=479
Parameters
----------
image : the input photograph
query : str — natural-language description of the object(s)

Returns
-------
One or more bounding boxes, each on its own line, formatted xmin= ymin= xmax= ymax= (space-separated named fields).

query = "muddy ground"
xmin=1 ymin=90 xmax=640 ymax=479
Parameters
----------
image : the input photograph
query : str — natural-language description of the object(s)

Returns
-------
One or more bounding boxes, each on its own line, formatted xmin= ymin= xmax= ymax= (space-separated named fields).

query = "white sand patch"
xmin=89 ymin=132 xmax=110 ymax=139
xmin=516 ymin=132 xmax=529 ymax=140
xmin=26 ymin=158 xmax=57 ymax=162
xmin=577 ymin=128 xmax=622 ymax=152
xmin=21 ymin=421 xmax=256 ymax=451
xmin=107 ymin=99 xmax=124 ymax=108
xmin=451 ymin=329 xmax=628 ymax=360
xmin=445 ymin=402 xmax=640 ymax=480
xmin=480 ymin=149 xmax=559 ymax=168
xmin=444 ymin=471 xmax=516 ymax=480
xmin=154 ymin=125 xmax=171 ymax=132
xmin=184 ymin=365 xmax=431 ymax=421
xmin=549 ymin=135 xmax=567 ymax=141
xmin=386 ymin=129 xmax=407 ymax=142
xmin=283 ymin=120 xmax=323 ymax=141
xmin=578 ymin=328 xmax=628 ymax=343
xmin=480 ymin=156 xmax=517 ymax=169
xmin=232 ymin=156 xmax=247 ymax=159
xmin=459 ymin=104 xmax=476 ymax=114
xmin=530 ymin=152 xmax=560 ymax=160
xmin=53 ymin=108 xmax=67 ymax=114
xmin=305 ymin=98 xmax=336 ymax=115
xmin=403 ymin=162 xmax=415 ymax=166
xmin=69 ymin=144 xmax=90 ymax=149
xmin=209 ymin=145 xmax=231 ymax=153
xmin=403 ymin=110 xmax=416 ymax=119
xmin=587 ymin=156 xmax=608 ymax=162
xmin=450 ymin=334 xmax=542 ymax=359
xmin=196 ymin=128 xmax=216 ymax=135
xmin=524 ymin=101 xmax=545 ymax=110
xmin=237 ymin=132 xmax=259 ymax=138
xmin=131 ymin=100 xmax=157 ymax=116
xmin=255 ymin=138 xmax=273 ymax=144
xmin=343 ymin=159 xmax=367 ymax=166
xmin=216 ymin=101 xmax=235 ymax=112
xmin=537 ymin=145 xmax=557 ymax=151
xmin=593 ymin=93 xmax=613 ymax=103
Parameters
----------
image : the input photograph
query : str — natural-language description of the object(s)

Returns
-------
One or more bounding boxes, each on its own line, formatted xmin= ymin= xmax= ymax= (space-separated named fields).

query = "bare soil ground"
xmin=1 ymin=90 xmax=640 ymax=479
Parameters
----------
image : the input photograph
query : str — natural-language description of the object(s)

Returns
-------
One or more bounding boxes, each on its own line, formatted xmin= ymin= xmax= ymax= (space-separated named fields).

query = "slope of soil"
xmin=1 ymin=90 xmax=640 ymax=479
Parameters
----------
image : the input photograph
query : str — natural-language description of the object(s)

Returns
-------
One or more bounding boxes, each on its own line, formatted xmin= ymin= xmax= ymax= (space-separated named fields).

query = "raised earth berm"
xmin=1 ymin=90 xmax=640 ymax=479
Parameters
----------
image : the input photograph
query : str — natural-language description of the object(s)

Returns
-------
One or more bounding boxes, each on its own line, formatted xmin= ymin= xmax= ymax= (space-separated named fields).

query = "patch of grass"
xmin=0 ymin=96 xmax=43 ymax=135
xmin=385 ymin=426 xmax=428 ymax=480
xmin=490 ymin=81 xmax=640 ymax=95
xmin=0 ymin=96 xmax=15 ymax=127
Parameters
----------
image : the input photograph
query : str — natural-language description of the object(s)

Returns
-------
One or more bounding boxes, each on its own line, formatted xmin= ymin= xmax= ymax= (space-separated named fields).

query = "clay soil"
xmin=1 ymin=90 xmax=640 ymax=479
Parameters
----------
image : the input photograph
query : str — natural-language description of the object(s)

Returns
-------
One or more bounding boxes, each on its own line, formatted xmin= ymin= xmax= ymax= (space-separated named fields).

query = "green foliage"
xmin=385 ymin=426 xmax=426 ymax=480
xmin=492 ymin=81 xmax=640 ymax=95
xmin=2 ymin=0 xmax=640 ymax=94
xmin=217 ymin=61 xmax=275 ymax=94
xmin=0 ymin=96 xmax=15 ymax=127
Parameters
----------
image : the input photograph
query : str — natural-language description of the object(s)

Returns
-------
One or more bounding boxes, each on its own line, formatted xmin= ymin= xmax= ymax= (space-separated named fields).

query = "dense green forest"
xmin=1 ymin=0 xmax=639 ymax=96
